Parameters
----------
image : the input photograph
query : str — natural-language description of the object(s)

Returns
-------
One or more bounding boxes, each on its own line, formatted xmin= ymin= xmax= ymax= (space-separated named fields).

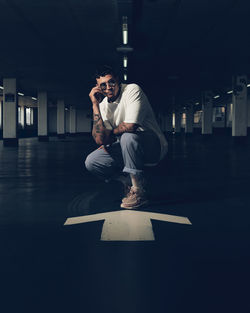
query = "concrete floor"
xmin=0 ymin=133 xmax=249 ymax=313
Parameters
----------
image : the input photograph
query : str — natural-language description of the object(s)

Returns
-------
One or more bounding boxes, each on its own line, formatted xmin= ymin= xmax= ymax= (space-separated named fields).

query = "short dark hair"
xmin=94 ymin=65 xmax=119 ymax=79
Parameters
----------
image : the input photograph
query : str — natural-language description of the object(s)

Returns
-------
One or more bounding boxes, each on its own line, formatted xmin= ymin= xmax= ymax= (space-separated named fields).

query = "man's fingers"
xmin=98 ymin=145 xmax=108 ymax=153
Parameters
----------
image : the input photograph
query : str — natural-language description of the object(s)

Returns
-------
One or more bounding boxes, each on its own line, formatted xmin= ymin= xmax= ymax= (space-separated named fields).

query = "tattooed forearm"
xmin=113 ymin=122 xmax=139 ymax=136
xmin=93 ymin=113 xmax=101 ymax=125
xmin=92 ymin=113 xmax=104 ymax=141
xmin=92 ymin=112 xmax=114 ymax=145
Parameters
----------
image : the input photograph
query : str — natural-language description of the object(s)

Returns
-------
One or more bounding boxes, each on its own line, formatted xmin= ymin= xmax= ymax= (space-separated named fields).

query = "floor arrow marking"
xmin=64 ymin=210 xmax=192 ymax=241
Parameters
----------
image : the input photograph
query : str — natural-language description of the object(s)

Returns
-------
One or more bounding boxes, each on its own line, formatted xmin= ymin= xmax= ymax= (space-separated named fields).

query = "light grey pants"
xmin=85 ymin=131 xmax=161 ymax=180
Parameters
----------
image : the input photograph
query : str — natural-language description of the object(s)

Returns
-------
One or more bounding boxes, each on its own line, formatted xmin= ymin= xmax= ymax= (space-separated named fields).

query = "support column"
xmin=232 ymin=75 xmax=247 ymax=138
xmin=202 ymin=91 xmax=213 ymax=135
xmin=30 ymin=108 xmax=34 ymax=125
xmin=38 ymin=91 xmax=49 ymax=141
xmin=3 ymin=78 xmax=18 ymax=146
xmin=226 ymin=103 xmax=232 ymax=127
xmin=57 ymin=99 xmax=65 ymax=139
xmin=20 ymin=106 xmax=26 ymax=129
xmin=69 ymin=105 xmax=77 ymax=136
xmin=174 ymin=110 xmax=182 ymax=133
xmin=185 ymin=105 xmax=193 ymax=134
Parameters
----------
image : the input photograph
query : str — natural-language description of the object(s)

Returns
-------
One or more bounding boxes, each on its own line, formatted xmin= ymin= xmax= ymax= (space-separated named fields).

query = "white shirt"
xmin=99 ymin=83 xmax=168 ymax=160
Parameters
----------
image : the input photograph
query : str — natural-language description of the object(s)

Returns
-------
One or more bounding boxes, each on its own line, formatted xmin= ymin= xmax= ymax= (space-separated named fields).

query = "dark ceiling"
xmin=1 ymin=0 xmax=250 ymax=111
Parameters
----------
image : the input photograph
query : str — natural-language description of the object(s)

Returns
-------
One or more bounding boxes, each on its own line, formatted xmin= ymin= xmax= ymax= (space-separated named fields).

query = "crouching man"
xmin=85 ymin=65 xmax=168 ymax=209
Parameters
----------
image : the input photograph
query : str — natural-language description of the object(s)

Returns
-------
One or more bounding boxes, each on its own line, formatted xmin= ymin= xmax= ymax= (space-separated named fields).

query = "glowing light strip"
xmin=122 ymin=16 xmax=128 ymax=45
xmin=123 ymin=55 xmax=128 ymax=68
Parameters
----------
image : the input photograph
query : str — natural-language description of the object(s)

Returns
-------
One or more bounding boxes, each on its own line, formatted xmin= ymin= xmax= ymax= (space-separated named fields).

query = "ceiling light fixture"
xmin=247 ymin=84 xmax=250 ymax=87
xmin=122 ymin=16 xmax=128 ymax=45
xmin=18 ymin=92 xmax=24 ymax=96
xmin=227 ymin=90 xmax=233 ymax=94
xmin=123 ymin=55 xmax=128 ymax=68
xmin=0 ymin=86 xmax=4 ymax=90
xmin=31 ymin=97 xmax=37 ymax=100
xmin=195 ymin=102 xmax=199 ymax=105
xmin=124 ymin=73 xmax=127 ymax=81
xmin=214 ymin=95 xmax=220 ymax=99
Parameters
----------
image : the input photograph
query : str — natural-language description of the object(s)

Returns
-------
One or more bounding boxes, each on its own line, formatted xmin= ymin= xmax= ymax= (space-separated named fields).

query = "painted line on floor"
xmin=64 ymin=210 xmax=192 ymax=241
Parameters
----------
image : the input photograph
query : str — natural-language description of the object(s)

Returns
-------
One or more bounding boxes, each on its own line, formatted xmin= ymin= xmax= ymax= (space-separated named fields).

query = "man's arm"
xmin=92 ymin=105 xmax=114 ymax=145
xmin=113 ymin=122 xmax=139 ymax=136
xmin=89 ymin=86 xmax=115 ymax=146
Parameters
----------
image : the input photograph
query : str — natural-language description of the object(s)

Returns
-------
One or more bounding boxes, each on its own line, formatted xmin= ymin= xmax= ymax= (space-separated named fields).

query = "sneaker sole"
xmin=120 ymin=200 xmax=149 ymax=209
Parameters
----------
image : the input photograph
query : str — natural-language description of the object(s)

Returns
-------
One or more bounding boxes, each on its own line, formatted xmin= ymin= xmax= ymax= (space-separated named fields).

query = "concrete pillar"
xmin=30 ymin=108 xmax=34 ymax=125
xmin=57 ymin=99 xmax=65 ymax=138
xmin=202 ymin=91 xmax=213 ymax=135
xmin=226 ymin=103 xmax=232 ymax=127
xmin=174 ymin=111 xmax=182 ymax=133
xmin=3 ymin=78 xmax=18 ymax=146
xmin=232 ymin=75 xmax=247 ymax=137
xmin=185 ymin=105 xmax=193 ymax=134
xmin=38 ymin=91 xmax=48 ymax=141
xmin=20 ymin=106 xmax=26 ymax=129
xmin=69 ymin=105 xmax=76 ymax=135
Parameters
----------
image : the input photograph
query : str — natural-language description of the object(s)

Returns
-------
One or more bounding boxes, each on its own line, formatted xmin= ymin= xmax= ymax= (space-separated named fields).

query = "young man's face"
xmin=96 ymin=74 xmax=120 ymax=100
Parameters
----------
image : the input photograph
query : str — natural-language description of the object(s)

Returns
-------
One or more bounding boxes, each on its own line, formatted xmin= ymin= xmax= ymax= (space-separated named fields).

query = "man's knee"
xmin=120 ymin=132 xmax=139 ymax=147
xmin=85 ymin=153 xmax=95 ymax=172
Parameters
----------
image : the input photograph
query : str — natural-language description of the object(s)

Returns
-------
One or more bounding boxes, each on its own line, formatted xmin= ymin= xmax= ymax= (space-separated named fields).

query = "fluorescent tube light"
xmin=227 ymin=90 xmax=233 ymax=94
xmin=31 ymin=97 xmax=37 ymax=100
xmin=214 ymin=95 xmax=220 ymax=99
xmin=122 ymin=16 xmax=128 ymax=45
xmin=247 ymin=84 xmax=250 ymax=87
xmin=0 ymin=86 xmax=3 ymax=90
xmin=18 ymin=92 xmax=24 ymax=96
xmin=124 ymin=73 xmax=127 ymax=81
xmin=195 ymin=102 xmax=199 ymax=105
xmin=123 ymin=56 xmax=128 ymax=68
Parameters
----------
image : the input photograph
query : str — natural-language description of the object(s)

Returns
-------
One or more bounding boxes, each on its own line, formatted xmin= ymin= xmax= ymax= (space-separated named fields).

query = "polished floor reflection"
xmin=0 ymin=134 xmax=249 ymax=313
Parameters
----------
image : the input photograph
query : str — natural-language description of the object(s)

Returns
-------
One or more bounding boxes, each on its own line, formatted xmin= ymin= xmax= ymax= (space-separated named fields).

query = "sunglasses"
xmin=99 ymin=79 xmax=116 ymax=91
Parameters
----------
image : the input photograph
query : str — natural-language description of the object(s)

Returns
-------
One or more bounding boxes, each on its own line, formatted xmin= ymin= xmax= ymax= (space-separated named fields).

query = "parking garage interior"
xmin=0 ymin=1 xmax=250 ymax=313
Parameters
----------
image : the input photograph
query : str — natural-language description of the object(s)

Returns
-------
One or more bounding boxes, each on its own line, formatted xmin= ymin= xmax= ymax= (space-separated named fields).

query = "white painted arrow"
xmin=64 ymin=210 xmax=192 ymax=241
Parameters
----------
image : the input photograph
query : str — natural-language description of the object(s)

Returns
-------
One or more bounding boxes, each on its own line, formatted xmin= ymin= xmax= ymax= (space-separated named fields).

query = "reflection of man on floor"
xmin=85 ymin=65 xmax=168 ymax=209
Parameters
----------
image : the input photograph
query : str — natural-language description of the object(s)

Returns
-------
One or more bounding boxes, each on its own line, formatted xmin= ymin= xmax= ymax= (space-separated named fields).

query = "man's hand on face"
xmin=89 ymin=86 xmax=104 ymax=104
